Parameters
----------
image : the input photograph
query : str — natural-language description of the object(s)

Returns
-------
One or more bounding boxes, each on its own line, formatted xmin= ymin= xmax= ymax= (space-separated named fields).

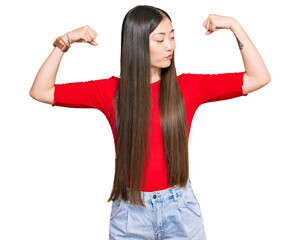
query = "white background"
xmin=1 ymin=0 xmax=299 ymax=239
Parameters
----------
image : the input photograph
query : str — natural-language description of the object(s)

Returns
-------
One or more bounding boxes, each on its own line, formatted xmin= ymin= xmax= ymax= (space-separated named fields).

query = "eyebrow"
xmin=153 ymin=29 xmax=175 ymax=36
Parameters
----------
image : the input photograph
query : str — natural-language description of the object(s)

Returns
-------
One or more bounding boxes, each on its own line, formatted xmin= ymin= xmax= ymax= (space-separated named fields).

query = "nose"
xmin=165 ymin=38 xmax=175 ymax=51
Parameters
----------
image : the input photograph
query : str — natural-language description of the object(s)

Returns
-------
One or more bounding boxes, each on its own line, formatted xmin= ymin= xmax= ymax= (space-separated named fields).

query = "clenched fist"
xmin=202 ymin=14 xmax=237 ymax=35
xmin=62 ymin=25 xmax=98 ymax=46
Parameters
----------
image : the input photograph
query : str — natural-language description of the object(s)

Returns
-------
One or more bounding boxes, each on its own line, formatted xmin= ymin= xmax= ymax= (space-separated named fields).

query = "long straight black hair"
xmin=107 ymin=5 xmax=189 ymax=207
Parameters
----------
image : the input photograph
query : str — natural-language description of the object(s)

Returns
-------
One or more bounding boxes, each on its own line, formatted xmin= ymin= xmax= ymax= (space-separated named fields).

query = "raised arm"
xmin=202 ymin=14 xmax=271 ymax=95
xmin=29 ymin=25 xmax=98 ymax=105
xmin=29 ymin=44 xmax=65 ymax=105
xmin=230 ymin=19 xmax=271 ymax=94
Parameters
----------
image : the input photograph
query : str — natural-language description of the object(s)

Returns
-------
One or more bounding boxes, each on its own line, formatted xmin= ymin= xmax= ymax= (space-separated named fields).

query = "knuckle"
xmin=80 ymin=32 xmax=86 ymax=40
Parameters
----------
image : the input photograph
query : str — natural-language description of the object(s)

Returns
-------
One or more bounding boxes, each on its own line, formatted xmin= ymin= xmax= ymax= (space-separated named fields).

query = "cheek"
xmin=150 ymin=46 xmax=162 ymax=62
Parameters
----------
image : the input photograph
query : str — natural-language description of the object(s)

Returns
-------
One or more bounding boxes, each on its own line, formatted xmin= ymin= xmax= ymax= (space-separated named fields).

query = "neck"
xmin=150 ymin=67 xmax=161 ymax=83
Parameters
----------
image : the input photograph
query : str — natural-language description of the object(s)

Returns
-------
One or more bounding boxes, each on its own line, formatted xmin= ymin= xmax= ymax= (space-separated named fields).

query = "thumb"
xmin=90 ymin=40 xmax=98 ymax=46
xmin=206 ymin=30 xmax=212 ymax=35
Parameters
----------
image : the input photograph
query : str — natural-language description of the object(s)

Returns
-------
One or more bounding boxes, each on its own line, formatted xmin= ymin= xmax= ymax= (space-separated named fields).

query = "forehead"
xmin=151 ymin=18 xmax=174 ymax=36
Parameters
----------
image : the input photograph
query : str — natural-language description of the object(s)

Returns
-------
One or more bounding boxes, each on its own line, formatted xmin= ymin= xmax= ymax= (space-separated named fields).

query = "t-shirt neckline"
xmin=151 ymin=79 xmax=161 ymax=86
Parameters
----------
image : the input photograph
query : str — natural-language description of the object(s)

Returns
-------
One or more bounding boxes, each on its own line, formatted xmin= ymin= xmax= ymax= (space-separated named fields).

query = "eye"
xmin=157 ymin=37 xmax=175 ymax=43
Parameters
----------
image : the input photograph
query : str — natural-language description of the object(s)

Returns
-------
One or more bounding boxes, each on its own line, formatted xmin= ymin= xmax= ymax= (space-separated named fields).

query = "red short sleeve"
xmin=52 ymin=76 xmax=118 ymax=114
xmin=180 ymin=71 xmax=247 ymax=110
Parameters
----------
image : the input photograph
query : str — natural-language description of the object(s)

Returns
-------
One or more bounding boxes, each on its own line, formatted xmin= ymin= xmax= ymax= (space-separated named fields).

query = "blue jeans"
xmin=109 ymin=178 xmax=207 ymax=239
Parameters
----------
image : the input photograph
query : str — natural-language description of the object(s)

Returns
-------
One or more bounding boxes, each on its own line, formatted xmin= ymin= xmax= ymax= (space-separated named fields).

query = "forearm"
xmin=29 ymin=34 xmax=69 ymax=96
xmin=230 ymin=20 xmax=271 ymax=82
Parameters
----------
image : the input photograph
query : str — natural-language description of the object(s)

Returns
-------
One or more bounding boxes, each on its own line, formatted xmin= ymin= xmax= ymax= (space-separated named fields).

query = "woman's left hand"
xmin=202 ymin=14 xmax=237 ymax=35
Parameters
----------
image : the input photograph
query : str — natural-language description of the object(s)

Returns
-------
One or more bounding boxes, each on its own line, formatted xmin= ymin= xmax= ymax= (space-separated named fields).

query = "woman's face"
xmin=149 ymin=17 xmax=176 ymax=71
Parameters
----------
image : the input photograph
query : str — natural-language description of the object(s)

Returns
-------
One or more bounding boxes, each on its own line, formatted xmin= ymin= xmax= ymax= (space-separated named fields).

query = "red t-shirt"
xmin=52 ymin=72 xmax=247 ymax=191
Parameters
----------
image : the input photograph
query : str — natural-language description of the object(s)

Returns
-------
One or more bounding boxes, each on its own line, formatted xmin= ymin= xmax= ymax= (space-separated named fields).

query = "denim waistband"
xmin=126 ymin=178 xmax=192 ymax=204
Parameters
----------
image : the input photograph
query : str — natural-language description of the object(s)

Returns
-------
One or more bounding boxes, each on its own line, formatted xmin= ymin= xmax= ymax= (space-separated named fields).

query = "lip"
xmin=165 ymin=54 xmax=173 ymax=59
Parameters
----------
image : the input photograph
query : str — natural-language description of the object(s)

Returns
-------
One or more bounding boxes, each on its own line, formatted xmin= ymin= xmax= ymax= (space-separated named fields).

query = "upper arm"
xmin=180 ymin=71 xmax=248 ymax=112
xmin=242 ymin=73 xmax=271 ymax=95
xmin=30 ymin=87 xmax=55 ymax=105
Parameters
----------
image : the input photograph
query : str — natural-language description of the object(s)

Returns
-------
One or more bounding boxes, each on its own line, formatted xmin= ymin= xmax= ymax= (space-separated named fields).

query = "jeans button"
xmin=153 ymin=194 xmax=157 ymax=199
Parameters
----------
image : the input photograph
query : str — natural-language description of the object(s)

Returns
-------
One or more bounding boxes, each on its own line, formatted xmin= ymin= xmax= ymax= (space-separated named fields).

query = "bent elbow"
xmin=29 ymin=89 xmax=35 ymax=99
xmin=29 ymin=90 xmax=40 ymax=101
xmin=260 ymin=76 xmax=271 ymax=87
xmin=29 ymin=90 xmax=35 ymax=99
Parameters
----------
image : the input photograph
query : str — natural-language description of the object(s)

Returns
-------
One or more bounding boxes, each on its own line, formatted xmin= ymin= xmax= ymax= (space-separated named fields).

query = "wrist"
xmin=53 ymin=35 xmax=70 ymax=53
xmin=61 ymin=33 xmax=71 ymax=46
xmin=230 ymin=19 xmax=243 ymax=34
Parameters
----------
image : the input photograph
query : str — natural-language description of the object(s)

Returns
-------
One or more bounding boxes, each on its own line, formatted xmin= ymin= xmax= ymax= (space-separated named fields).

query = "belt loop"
xmin=171 ymin=187 xmax=177 ymax=202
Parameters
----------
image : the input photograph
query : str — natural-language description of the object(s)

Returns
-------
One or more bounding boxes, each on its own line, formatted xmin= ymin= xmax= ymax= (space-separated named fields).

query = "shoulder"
xmin=93 ymin=75 xmax=119 ymax=83
xmin=92 ymin=75 xmax=119 ymax=89
xmin=177 ymin=73 xmax=206 ymax=86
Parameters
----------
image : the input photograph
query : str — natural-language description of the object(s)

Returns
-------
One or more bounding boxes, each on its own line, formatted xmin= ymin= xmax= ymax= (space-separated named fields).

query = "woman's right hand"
xmin=62 ymin=25 xmax=98 ymax=46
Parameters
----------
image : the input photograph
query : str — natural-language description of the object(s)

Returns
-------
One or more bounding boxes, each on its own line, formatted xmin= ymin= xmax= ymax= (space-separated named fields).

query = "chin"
xmin=160 ymin=62 xmax=172 ymax=68
xmin=164 ymin=62 xmax=172 ymax=68
xmin=152 ymin=61 xmax=171 ymax=70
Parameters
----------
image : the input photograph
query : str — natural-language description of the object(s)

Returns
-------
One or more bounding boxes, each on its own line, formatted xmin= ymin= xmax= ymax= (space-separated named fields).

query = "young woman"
xmin=29 ymin=5 xmax=271 ymax=240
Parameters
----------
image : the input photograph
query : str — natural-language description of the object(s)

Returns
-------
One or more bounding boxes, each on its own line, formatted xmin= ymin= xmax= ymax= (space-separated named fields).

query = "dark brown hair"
xmin=107 ymin=5 xmax=189 ymax=207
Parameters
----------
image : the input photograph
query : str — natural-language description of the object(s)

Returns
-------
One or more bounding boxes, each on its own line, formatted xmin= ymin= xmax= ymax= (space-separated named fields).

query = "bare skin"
xmin=29 ymin=25 xmax=98 ymax=105
xmin=202 ymin=14 xmax=271 ymax=94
